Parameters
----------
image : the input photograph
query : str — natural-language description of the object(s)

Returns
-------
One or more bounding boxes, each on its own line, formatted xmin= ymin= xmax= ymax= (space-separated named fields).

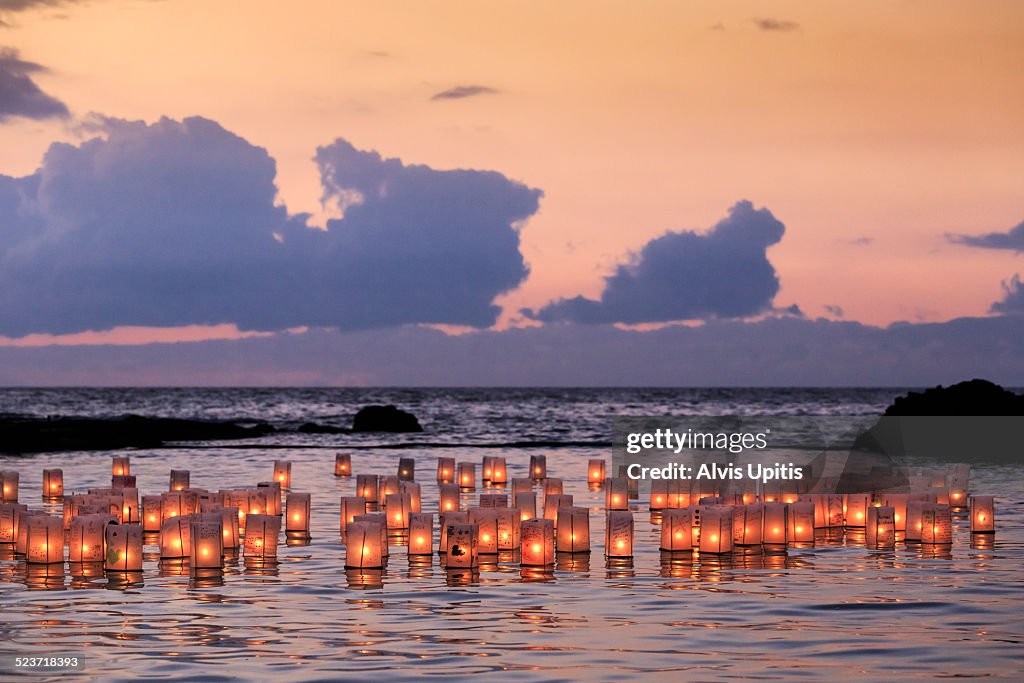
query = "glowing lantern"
xmin=457 ymin=462 xmax=476 ymax=490
xmin=543 ymin=494 xmax=573 ymax=524
xmin=761 ymin=502 xmax=788 ymax=552
xmin=529 ymin=455 xmax=547 ymax=480
xmin=68 ymin=513 xmax=114 ymax=562
xmin=946 ymin=463 xmax=970 ymax=508
xmin=699 ymin=505 xmax=734 ymax=554
xmin=439 ymin=511 xmax=469 ymax=551
xmin=160 ymin=516 xmax=192 ymax=558
xmin=905 ymin=501 xmax=929 ymax=542
xmin=408 ymin=512 xmax=434 ymax=555
xmin=969 ymin=495 xmax=995 ymax=534
xmin=588 ymin=459 xmax=606 ymax=486
xmin=169 ymin=469 xmax=190 ymax=491
xmin=521 ymin=518 xmax=555 ymax=566
xmin=400 ymin=481 xmax=422 ymax=512
xmin=353 ymin=513 xmax=389 ymax=558
xmin=806 ymin=494 xmax=845 ymax=528
xmin=335 ymin=453 xmax=352 ymax=477
xmin=667 ymin=480 xmax=691 ymax=509
xmin=469 ymin=508 xmax=500 ymax=553
xmin=882 ymin=493 xmax=910 ymax=531
xmin=1 ymin=470 xmax=19 ymax=502
xmin=489 ymin=457 xmax=508 ymax=485
xmin=385 ymin=492 xmax=412 ymax=530
xmin=479 ymin=493 xmax=508 ymax=508
xmin=111 ymin=475 xmax=136 ymax=491
xmin=438 ymin=484 xmax=460 ymax=513
xmin=243 ymin=514 xmax=281 ymax=559
xmin=398 ymin=457 xmax=415 ymax=482
xmin=256 ymin=482 xmax=282 ymax=516
xmin=866 ymin=505 xmax=895 ymax=549
xmin=14 ymin=509 xmax=45 ymax=554
xmin=650 ymin=480 xmax=669 ymax=510
xmin=356 ymin=474 xmax=379 ymax=505
xmin=605 ymin=510 xmax=634 ymax=557
xmin=190 ymin=519 xmax=224 ymax=568
xmin=111 ymin=456 xmax=130 ymax=477
xmin=445 ymin=522 xmax=479 ymax=568
xmin=61 ymin=495 xmax=76 ymax=529
xmin=920 ymin=504 xmax=952 ymax=545
xmin=0 ymin=502 xmax=27 ymax=542
xmin=733 ymin=503 xmax=764 ymax=546
xmin=660 ymin=507 xmax=695 ymax=551
xmin=42 ymin=469 xmax=63 ymax=499
xmin=510 ymin=478 xmax=532 ymax=495
xmin=495 ymin=507 xmax=519 ymax=550
xmin=787 ymin=502 xmax=815 ymax=544
xmin=436 ymin=457 xmax=455 ymax=483
xmin=340 ymin=496 xmax=367 ymax=533
xmin=272 ymin=460 xmax=292 ymax=488
xmin=160 ymin=491 xmax=185 ymax=523
xmin=104 ymin=524 xmax=143 ymax=571
xmin=380 ymin=475 xmax=401 ymax=499
xmin=542 ymin=478 xmax=563 ymax=498
xmin=286 ymin=492 xmax=311 ymax=536
xmin=345 ymin=520 xmax=384 ymax=569
xmin=216 ymin=507 xmax=241 ymax=549
xmin=556 ymin=506 xmax=590 ymax=553
xmin=25 ymin=515 xmax=64 ymax=564
xmin=605 ymin=478 xmax=629 ymax=511
xmin=845 ymin=494 xmax=870 ymax=528
xmin=514 ymin=492 xmax=537 ymax=521
xmin=481 ymin=456 xmax=495 ymax=482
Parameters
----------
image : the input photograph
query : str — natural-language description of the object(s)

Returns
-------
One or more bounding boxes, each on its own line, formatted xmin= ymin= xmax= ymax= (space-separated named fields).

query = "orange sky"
xmin=1 ymin=0 xmax=1022 ymax=345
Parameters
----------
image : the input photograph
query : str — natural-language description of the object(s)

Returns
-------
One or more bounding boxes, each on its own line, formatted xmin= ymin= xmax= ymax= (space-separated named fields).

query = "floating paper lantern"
xmin=380 ymin=475 xmax=401 ymax=499
xmin=457 ymin=462 xmax=476 ymax=490
xmin=481 ymin=456 xmax=495 ymax=482
xmin=605 ymin=478 xmax=629 ymax=511
xmin=489 ymin=457 xmax=508 ymax=485
xmin=335 ymin=453 xmax=352 ymax=478
xmin=66 ymin=513 xmax=111 ymax=562
xmin=356 ymin=475 xmax=379 ymax=505
xmin=256 ymin=482 xmax=281 ymax=516
xmin=436 ymin=457 xmax=455 ymax=484
xmin=169 ymin=469 xmax=190 ymax=491
xmin=400 ymin=481 xmax=422 ymax=512
xmin=340 ymin=496 xmax=367 ymax=533
xmin=605 ymin=510 xmax=634 ymax=557
xmin=111 ymin=456 xmax=130 ymax=477
xmin=494 ymin=508 xmax=519 ymax=550
xmin=15 ymin=510 xmax=46 ymax=554
xmin=346 ymin=520 xmax=386 ymax=569
xmin=529 ymin=455 xmax=547 ymax=480
xmin=543 ymin=494 xmax=573 ymax=523
xmin=1 ymin=470 xmax=19 ymax=502
xmin=104 ymin=524 xmax=143 ymax=571
xmin=969 ymin=495 xmax=995 ymax=534
xmin=468 ymin=508 xmax=499 ymax=553
xmin=905 ymin=501 xmax=929 ymax=542
xmin=510 ymin=478 xmax=532 ymax=495
xmin=845 ymin=494 xmax=870 ymax=528
xmin=660 ymin=507 xmax=695 ymax=551
xmin=286 ymin=492 xmax=311 ymax=536
xmin=667 ymin=480 xmax=691 ymax=509
xmin=733 ymin=503 xmax=764 ymax=546
xmin=353 ymin=513 xmax=389 ymax=557
xmin=650 ymin=480 xmax=670 ymax=510
xmin=398 ymin=457 xmax=415 ymax=482
xmin=588 ymin=459 xmax=606 ymax=485
xmin=542 ymin=478 xmax=563 ymax=498
xmin=120 ymin=488 xmax=140 ymax=524
xmin=42 ymin=469 xmax=63 ymax=499
xmin=190 ymin=519 xmax=224 ymax=568
xmin=408 ymin=512 xmax=433 ymax=555
xmin=445 ymin=522 xmax=479 ymax=568
xmin=160 ymin=491 xmax=186 ymax=523
xmin=946 ymin=463 xmax=970 ymax=508
xmin=806 ymin=494 xmax=844 ymax=528
xmin=0 ymin=502 xmax=27 ymax=543
xmin=514 ymin=492 xmax=537 ymax=521
xmin=438 ymin=484 xmax=460 ymax=514
xmin=217 ymin=507 xmax=241 ymax=549
xmin=439 ymin=511 xmax=469 ymax=552
xmin=521 ymin=518 xmax=555 ymax=566
xmin=883 ymin=493 xmax=909 ymax=531
xmin=699 ymin=506 xmax=734 ymax=554
xmin=273 ymin=460 xmax=292 ymax=488
xmin=243 ymin=514 xmax=281 ymax=559
xmin=111 ymin=475 xmax=136 ymax=491
xmin=865 ymin=505 xmax=895 ymax=549
xmin=385 ymin=492 xmax=412 ymax=530
xmin=479 ymin=493 xmax=508 ymax=508
xmin=25 ymin=515 xmax=63 ymax=564
xmin=556 ymin=506 xmax=590 ymax=553
xmin=920 ymin=504 xmax=952 ymax=545
xmin=765 ymin=505 xmax=786 ymax=552
xmin=787 ymin=501 xmax=815 ymax=544
xmin=159 ymin=516 xmax=192 ymax=558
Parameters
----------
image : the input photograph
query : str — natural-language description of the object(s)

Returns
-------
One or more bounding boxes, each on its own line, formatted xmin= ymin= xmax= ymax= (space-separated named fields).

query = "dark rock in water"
xmin=297 ymin=422 xmax=350 ymax=434
xmin=0 ymin=415 xmax=275 ymax=455
xmin=884 ymin=379 xmax=1024 ymax=416
xmin=352 ymin=405 xmax=422 ymax=433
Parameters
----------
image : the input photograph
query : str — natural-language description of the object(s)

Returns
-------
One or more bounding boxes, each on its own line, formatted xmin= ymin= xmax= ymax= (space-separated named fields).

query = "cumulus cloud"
xmin=0 ymin=116 xmax=541 ymax=336
xmin=947 ymin=219 xmax=1024 ymax=252
xmin=0 ymin=47 xmax=69 ymax=122
xmin=753 ymin=18 xmax=800 ymax=32
xmin=524 ymin=200 xmax=785 ymax=324
xmin=991 ymin=275 xmax=1024 ymax=315
xmin=430 ymin=85 xmax=499 ymax=101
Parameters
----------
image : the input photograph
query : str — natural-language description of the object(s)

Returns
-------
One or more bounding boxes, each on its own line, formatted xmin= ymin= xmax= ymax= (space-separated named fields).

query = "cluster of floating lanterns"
xmin=0 ymin=456 xmax=997 ymax=584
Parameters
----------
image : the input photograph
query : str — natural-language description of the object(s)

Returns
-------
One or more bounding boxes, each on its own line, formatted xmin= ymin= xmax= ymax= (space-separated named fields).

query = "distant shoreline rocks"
xmin=884 ymin=379 xmax=1024 ymax=416
xmin=351 ymin=404 xmax=423 ymax=433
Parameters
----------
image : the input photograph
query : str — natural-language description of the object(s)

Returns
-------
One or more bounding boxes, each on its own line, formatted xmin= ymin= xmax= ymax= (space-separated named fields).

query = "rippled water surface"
xmin=0 ymin=389 xmax=1021 ymax=681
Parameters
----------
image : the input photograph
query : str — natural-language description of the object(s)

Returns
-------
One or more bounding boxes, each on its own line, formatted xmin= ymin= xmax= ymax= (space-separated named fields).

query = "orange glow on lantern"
xmin=345 ymin=520 xmax=384 ymax=568
xmin=141 ymin=495 xmax=162 ymax=532
xmin=340 ymin=496 xmax=367 ymax=534
xmin=408 ymin=512 xmax=433 ymax=555
xmin=556 ymin=506 xmax=590 ymax=553
xmin=587 ymin=459 xmax=606 ymax=484
xmin=529 ymin=455 xmax=547 ymax=480
xmin=787 ymin=502 xmax=815 ymax=545
xmin=160 ymin=516 xmax=192 ymax=558
xmin=520 ymin=518 xmax=555 ymax=566
xmin=25 ymin=515 xmax=64 ymax=564
xmin=104 ymin=524 xmax=143 ymax=571
xmin=190 ymin=519 xmax=224 ymax=569
xmin=650 ymin=480 xmax=670 ymax=510
xmin=0 ymin=502 xmax=27 ymax=543
xmin=1 ymin=470 xmax=19 ymax=503
xmin=111 ymin=456 xmax=130 ymax=478
xmin=436 ymin=457 xmax=455 ymax=484
xmin=920 ymin=504 xmax=952 ymax=545
xmin=660 ymin=508 xmax=695 ymax=551
xmin=969 ymin=495 xmax=995 ymax=534
xmin=397 ymin=457 xmax=415 ymax=482
xmin=543 ymin=494 xmax=573 ymax=525
xmin=605 ymin=510 xmax=633 ymax=557
xmin=734 ymin=503 xmax=764 ymax=546
xmin=542 ymin=478 xmax=563 ymax=498
xmin=457 ymin=462 xmax=476 ymax=490
xmin=698 ymin=505 xmax=734 ymax=554
xmin=400 ymin=481 xmax=422 ymax=513
xmin=866 ymin=506 xmax=896 ymax=549
xmin=445 ymin=522 xmax=479 ymax=568
xmin=273 ymin=460 xmax=292 ymax=488
xmin=68 ymin=513 xmax=113 ymax=562
xmin=439 ymin=511 xmax=469 ymax=551
xmin=489 ymin=457 xmax=508 ymax=485
xmin=479 ymin=493 xmax=508 ymax=508
xmin=285 ymin=492 xmax=311 ymax=536
xmin=243 ymin=514 xmax=281 ymax=559
xmin=334 ymin=453 xmax=352 ymax=477
xmin=42 ymin=469 xmax=63 ymax=499
xmin=438 ymin=484 xmax=460 ymax=514
xmin=514 ymin=491 xmax=537 ymax=522
xmin=356 ymin=475 xmax=379 ymax=505
xmin=469 ymin=507 xmax=500 ymax=553
xmin=605 ymin=478 xmax=629 ymax=511
xmin=385 ymin=492 xmax=412 ymax=530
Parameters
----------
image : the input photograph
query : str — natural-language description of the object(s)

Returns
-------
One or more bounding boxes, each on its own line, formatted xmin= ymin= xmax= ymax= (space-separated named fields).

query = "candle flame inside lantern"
xmin=612 ymin=496 xmax=620 ymax=504
xmin=856 ymin=512 xmax=863 ymax=520
xmin=50 ymin=484 xmax=58 ymax=490
xmin=534 ymin=468 xmax=541 ymax=474
xmin=895 ymin=514 xmax=901 ymax=522
xmin=416 ymin=537 xmax=424 ymax=545
xmin=532 ymin=544 xmax=541 ymax=553
xmin=795 ymin=526 xmax=803 ymax=533
xmin=173 ymin=539 xmax=181 ymax=548
xmin=293 ymin=514 xmax=300 ymax=521
xmin=278 ymin=475 xmax=284 ymax=482
xmin=675 ymin=532 xmax=682 ymax=539
xmin=482 ymin=534 xmax=491 ymax=542
xmin=617 ymin=541 xmax=625 ymax=549
xmin=445 ymin=503 xmax=452 ymax=510
xmin=710 ymin=534 xmax=718 ymax=542
xmin=655 ymin=496 xmax=663 ymax=504
xmin=952 ymin=493 xmax=961 ymax=499
xmin=522 ymin=513 xmax=530 ymax=521
xmin=401 ymin=470 xmax=408 ymax=476
xmin=773 ymin=528 xmax=780 ymax=534
xmin=394 ymin=514 xmax=402 ymax=521
xmin=360 ymin=545 xmax=367 ymax=554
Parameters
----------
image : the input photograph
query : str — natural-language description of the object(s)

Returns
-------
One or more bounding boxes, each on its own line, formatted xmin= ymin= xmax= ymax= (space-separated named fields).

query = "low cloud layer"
xmin=948 ymin=219 xmax=1024 ymax=252
xmin=0 ymin=48 xmax=69 ymax=122
xmin=0 ymin=116 xmax=541 ymax=336
xmin=431 ymin=85 xmax=498 ymax=100
xmin=991 ymin=275 xmax=1024 ymax=314
xmin=753 ymin=18 xmax=800 ymax=32
xmin=525 ymin=200 xmax=785 ymax=324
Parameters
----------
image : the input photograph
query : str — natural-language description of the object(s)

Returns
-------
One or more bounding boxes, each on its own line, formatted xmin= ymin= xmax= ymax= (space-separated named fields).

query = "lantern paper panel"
xmin=521 ymin=518 xmax=555 ymax=566
xmin=650 ymin=480 xmax=670 ymax=510
xmin=457 ymin=462 xmax=476 ymax=490
xmin=190 ymin=520 xmax=225 ymax=568
xmin=787 ymin=502 xmax=815 ymax=544
xmin=0 ymin=502 xmax=27 ymax=543
xmin=605 ymin=510 xmax=634 ymax=557
xmin=385 ymin=492 xmax=412 ymax=530
xmin=16 ymin=510 xmax=47 ymax=554
xmin=529 ymin=455 xmax=547 ymax=480
xmin=168 ymin=469 xmax=190 ymax=492
xmin=920 ymin=504 xmax=952 ymax=545
xmin=699 ymin=506 xmax=735 ymax=554
xmin=246 ymin=489 xmax=269 ymax=519
xmin=335 ymin=453 xmax=352 ymax=478
xmin=111 ymin=475 xmax=136 ymax=491
xmin=734 ymin=503 xmax=764 ymax=546
xmin=243 ymin=514 xmax=281 ymax=559
xmin=481 ymin=457 xmax=495 ymax=482
xmin=218 ymin=507 xmax=241 ymax=548
xmin=808 ymin=494 xmax=844 ymax=529
xmin=286 ymin=492 xmax=312 ymax=535
xmin=346 ymin=521 xmax=385 ymax=569
xmin=436 ymin=457 xmax=455 ymax=484
xmin=68 ymin=514 xmax=115 ymax=562
xmin=866 ymin=506 xmax=896 ymax=548
xmin=408 ymin=512 xmax=433 ymax=555
xmin=160 ymin=516 xmax=194 ymax=558
xmin=514 ymin=492 xmax=537 ymax=521
xmin=353 ymin=513 xmax=389 ymax=556
xmin=543 ymin=478 xmax=563 ymax=498
xmin=42 ymin=469 xmax=63 ymax=498
xmin=25 ymin=515 xmax=64 ymax=564
xmin=666 ymin=480 xmax=691 ymax=509
xmin=617 ymin=465 xmax=639 ymax=498
xmin=660 ymin=508 xmax=696 ymax=551
xmin=469 ymin=508 xmax=500 ymax=553
xmin=970 ymin=495 xmax=995 ymax=534
xmin=946 ymin=463 xmax=970 ymax=507
xmin=340 ymin=496 xmax=367 ymax=533
xmin=400 ymin=481 xmax=422 ymax=512
xmin=380 ymin=476 xmax=401 ymax=499
xmin=445 ymin=522 xmax=479 ymax=568
xmin=761 ymin=502 xmax=788 ymax=551
xmin=510 ymin=478 xmax=532 ymax=495
xmin=479 ymin=493 xmax=508 ymax=508
xmin=257 ymin=482 xmax=282 ymax=516
xmin=273 ymin=460 xmax=292 ymax=488
xmin=104 ymin=524 xmax=143 ymax=571
xmin=161 ymin=492 xmax=185 ymax=523
xmin=1 ymin=470 xmax=19 ymax=502
xmin=587 ymin=459 xmax=606 ymax=485
xmin=543 ymin=494 xmax=574 ymax=523
xmin=883 ymin=493 xmax=910 ymax=531
xmin=398 ymin=458 xmax=415 ymax=482
xmin=489 ymin=457 xmax=508 ymax=485
xmin=845 ymin=494 xmax=870 ymax=528
xmin=111 ymin=456 xmax=130 ymax=477
xmin=438 ymin=484 xmax=460 ymax=514
xmin=556 ymin=506 xmax=590 ymax=553
xmin=905 ymin=501 xmax=929 ymax=542
xmin=120 ymin=489 xmax=140 ymax=524
xmin=605 ymin=478 xmax=629 ymax=511
xmin=357 ymin=475 xmax=380 ymax=504
xmin=495 ymin=508 xmax=520 ymax=550
xmin=439 ymin=511 xmax=469 ymax=552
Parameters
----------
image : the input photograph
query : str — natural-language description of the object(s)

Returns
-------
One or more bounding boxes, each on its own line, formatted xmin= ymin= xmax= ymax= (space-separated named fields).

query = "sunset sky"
xmin=0 ymin=1 xmax=1022 ymax=384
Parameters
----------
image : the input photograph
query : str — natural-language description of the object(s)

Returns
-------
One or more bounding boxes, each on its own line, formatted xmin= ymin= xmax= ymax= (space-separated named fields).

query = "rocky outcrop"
xmin=884 ymin=379 xmax=1024 ymax=415
xmin=351 ymin=405 xmax=422 ymax=433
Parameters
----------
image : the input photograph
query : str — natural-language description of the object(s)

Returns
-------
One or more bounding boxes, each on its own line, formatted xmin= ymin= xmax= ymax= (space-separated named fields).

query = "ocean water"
xmin=0 ymin=388 xmax=1021 ymax=681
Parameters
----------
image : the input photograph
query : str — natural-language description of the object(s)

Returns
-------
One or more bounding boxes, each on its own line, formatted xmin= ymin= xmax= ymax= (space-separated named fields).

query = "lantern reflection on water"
xmin=699 ymin=505 xmax=734 ymax=554
xmin=42 ymin=469 xmax=63 ymax=499
xmin=866 ymin=505 xmax=896 ymax=549
xmin=438 ymin=484 xmax=460 ymax=513
xmin=340 ymin=496 xmax=367 ymax=533
xmin=346 ymin=520 xmax=385 ymax=569
xmin=1 ymin=470 xmax=19 ymax=502
xmin=398 ymin=457 xmax=415 ymax=482
xmin=445 ymin=522 xmax=479 ymax=568
xmin=556 ymin=506 xmax=590 ymax=553
xmin=273 ymin=460 xmax=292 ymax=488
xmin=335 ymin=453 xmax=352 ymax=477
xmin=243 ymin=514 xmax=281 ymax=559
xmin=521 ymin=518 xmax=555 ymax=566
xmin=605 ymin=478 xmax=629 ymax=511
xmin=104 ymin=524 xmax=143 ymax=571
xmin=529 ymin=455 xmax=547 ymax=480
xmin=605 ymin=510 xmax=634 ymax=557
xmin=286 ymin=492 xmax=311 ymax=536
xmin=169 ymin=469 xmax=190 ymax=491
xmin=436 ymin=457 xmax=455 ymax=484
xmin=385 ymin=492 xmax=412 ymax=530
xmin=408 ymin=512 xmax=433 ymax=555
xmin=660 ymin=508 xmax=695 ymax=551
xmin=970 ymin=495 xmax=995 ymax=534
xmin=25 ymin=515 xmax=63 ymax=564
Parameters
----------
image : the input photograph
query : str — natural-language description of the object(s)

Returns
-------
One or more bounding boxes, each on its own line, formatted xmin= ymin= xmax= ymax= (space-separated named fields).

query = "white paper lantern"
xmin=346 ymin=520 xmax=385 ymax=569
xmin=919 ymin=504 xmax=952 ymax=545
xmin=160 ymin=516 xmax=192 ymax=558
xmin=556 ymin=506 xmax=590 ymax=553
xmin=457 ymin=462 xmax=476 ymax=490
xmin=650 ymin=480 xmax=670 ymax=510
xmin=397 ymin=457 xmax=415 ymax=482
xmin=733 ymin=503 xmax=764 ymax=546
xmin=761 ymin=502 xmax=788 ymax=552
xmin=543 ymin=494 xmax=573 ymax=523
xmin=883 ymin=493 xmax=910 ymax=531
xmin=439 ymin=511 xmax=469 ymax=552
xmin=510 ymin=478 xmax=532 ymax=495
xmin=660 ymin=507 xmax=696 ymax=551
xmin=436 ymin=457 xmax=455 ymax=484
xmin=190 ymin=519 xmax=224 ymax=568
xmin=1 ymin=470 xmax=19 ymax=502
xmin=104 ymin=524 xmax=143 ymax=571
xmin=521 ymin=518 xmax=555 ymax=566
xmin=946 ymin=463 xmax=970 ymax=507
xmin=25 ymin=515 xmax=63 ymax=564
xmin=605 ymin=510 xmax=633 ymax=557
xmin=42 ymin=469 xmax=63 ymax=499
xmin=587 ymin=459 xmax=606 ymax=485
xmin=286 ymin=492 xmax=311 ymax=535
xmin=905 ymin=501 xmax=929 ymax=542
xmin=845 ymin=494 xmax=870 ymax=528
xmin=969 ymin=495 xmax=995 ymax=534
xmin=243 ymin=514 xmax=281 ymax=559
xmin=142 ymin=495 xmax=161 ymax=531
xmin=469 ymin=507 xmax=500 ymax=553
xmin=866 ymin=505 xmax=895 ymax=549
xmin=542 ymin=478 xmax=563 ymax=498
xmin=529 ymin=455 xmax=547 ymax=480
xmin=256 ymin=481 xmax=282 ymax=516
xmin=699 ymin=505 xmax=734 ymax=554
xmin=489 ymin=457 xmax=508 ymax=485
xmin=445 ymin=522 xmax=479 ymax=568
xmin=340 ymin=496 xmax=367 ymax=533
xmin=356 ymin=474 xmax=379 ymax=506
xmin=68 ymin=513 xmax=114 ymax=562
xmin=273 ymin=460 xmax=292 ymax=488
xmin=385 ymin=492 xmax=412 ymax=530
xmin=400 ymin=481 xmax=422 ymax=512
xmin=514 ymin=491 xmax=537 ymax=521
xmin=335 ymin=453 xmax=352 ymax=477
xmin=787 ymin=502 xmax=815 ymax=544
xmin=0 ymin=502 xmax=27 ymax=542
xmin=408 ymin=512 xmax=433 ymax=555
xmin=605 ymin=478 xmax=629 ymax=511
xmin=438 ymin=484 xmax=460 ymax=514
xmin=111 ymin=456 xmax=130 ymax=477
